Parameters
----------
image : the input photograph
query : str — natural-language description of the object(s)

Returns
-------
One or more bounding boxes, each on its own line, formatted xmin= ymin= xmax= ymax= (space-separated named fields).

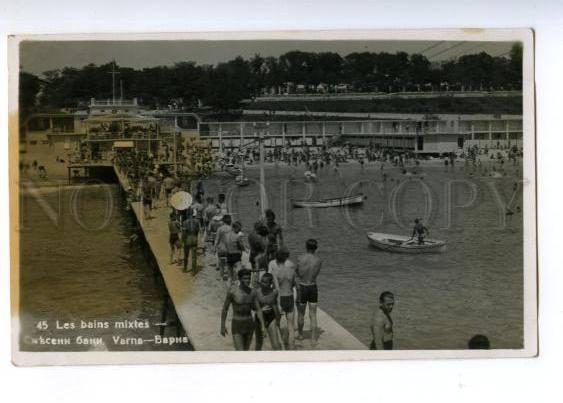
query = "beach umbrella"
xmin=170 ymin=191 xmax=193 ymax=211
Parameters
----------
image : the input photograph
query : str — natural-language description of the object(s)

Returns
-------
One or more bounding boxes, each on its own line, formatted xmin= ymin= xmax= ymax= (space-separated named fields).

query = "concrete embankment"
xmin=114 ymin=166 xmax=366 ymax=351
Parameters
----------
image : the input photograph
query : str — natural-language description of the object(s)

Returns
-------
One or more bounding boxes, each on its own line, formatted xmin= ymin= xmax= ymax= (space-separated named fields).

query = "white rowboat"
xmin=367 ymin=232 xmax=446 ymax=253
xmin=292 ymin=194 xmax=365 ymax=208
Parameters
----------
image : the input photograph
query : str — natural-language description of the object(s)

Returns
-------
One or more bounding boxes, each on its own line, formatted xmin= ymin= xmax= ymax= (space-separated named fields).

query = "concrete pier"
xmin=114 ymin=166 xmax=366 ymax=351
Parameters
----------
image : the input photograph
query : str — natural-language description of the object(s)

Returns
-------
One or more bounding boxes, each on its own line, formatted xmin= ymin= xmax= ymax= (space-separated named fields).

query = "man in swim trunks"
xmin=217 ymin=193 xmax=228 ymax=215
xmin=206 ymin=213 xmax=223 ymax=255
xmin=270 ymin=247 xmax=297 ymax=349
xmin=214 ymin=215 xmax=232 ymax=280
xmin=411 ymin=218 xmax=429 ymax=245
xmin=181 ymin=209 xmax=200 ymax=273
xmin=162 ymin=174 xmax=175 ymax=206
xmin=224 ymin=221 xmax=246 ymax=284
xmin=254 ymin=273 xmax=281 ymax=351
xmin=370 ymin=291 xmax=394 ymax=350
xmin=295 ymin=239 xmax=322 ymax=343
xmin=168 ymin=211 xmax=182 ymax=264
xmin=220 ymin=269 xmax=264 ymax=351
xmin=265 ymin=209 xmax=283 ymax=261
xmin=248 ymin=222 xmax=269 ymax=283
xmin=203 ymin=196 xmax=217 ymax=233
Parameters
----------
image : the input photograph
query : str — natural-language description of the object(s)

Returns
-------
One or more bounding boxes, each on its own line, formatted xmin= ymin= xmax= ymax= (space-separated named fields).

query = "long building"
xmin=22 ymin=98 xmax=523 ymax=161
xmin=200 ymin=114 xmax=523 ymax=154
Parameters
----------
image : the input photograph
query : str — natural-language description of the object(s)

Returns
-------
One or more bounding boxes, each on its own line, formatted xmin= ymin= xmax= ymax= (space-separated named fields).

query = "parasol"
xmin=170 ymin=191 xmax=193 ymax=211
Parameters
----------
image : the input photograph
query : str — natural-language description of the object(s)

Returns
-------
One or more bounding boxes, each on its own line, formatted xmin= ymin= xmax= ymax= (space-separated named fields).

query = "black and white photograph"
xmin=9 ymin=29 xmax=536 ymax=364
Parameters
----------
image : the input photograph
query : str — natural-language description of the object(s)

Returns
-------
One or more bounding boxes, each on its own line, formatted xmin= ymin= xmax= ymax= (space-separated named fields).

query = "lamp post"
xmin=254 ymin=121 xmax=269 ymax=215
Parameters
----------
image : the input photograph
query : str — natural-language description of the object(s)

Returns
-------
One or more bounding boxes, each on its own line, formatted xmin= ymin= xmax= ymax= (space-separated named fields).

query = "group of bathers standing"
xmin=220 ymin=209 xmax=323 ymax=350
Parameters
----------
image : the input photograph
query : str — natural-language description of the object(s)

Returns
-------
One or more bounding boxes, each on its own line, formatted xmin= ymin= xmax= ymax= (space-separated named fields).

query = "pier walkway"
xmin=114 ymin=166 xmax=366 ymax=351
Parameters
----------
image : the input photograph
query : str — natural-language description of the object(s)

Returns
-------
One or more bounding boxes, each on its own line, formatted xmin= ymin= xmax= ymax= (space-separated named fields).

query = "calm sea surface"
xmin=207 ymin=161 xmax=524 ymax=349
xmin=19 ymin=161 xmax=524 ymax=350
xmin=19 ymin=185 xmax=191 ymax=351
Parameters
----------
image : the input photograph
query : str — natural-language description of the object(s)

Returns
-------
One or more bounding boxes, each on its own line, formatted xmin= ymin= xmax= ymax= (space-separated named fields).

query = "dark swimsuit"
xmin=255 ymin=306 xmax=276 ymax=328
xmin=231 ymin=289 xmax=255 ymax=336
xmin=255 ymin=290 xmax=276 ymax=328
xmin=297 ymin=283 xmax=318 ymax=304
xmin=232 ymin=316 xmax=255 ymax=335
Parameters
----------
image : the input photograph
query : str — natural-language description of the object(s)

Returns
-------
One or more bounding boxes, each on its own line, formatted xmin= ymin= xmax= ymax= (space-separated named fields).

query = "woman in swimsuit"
xmin=221 ymin=269 xmax=265 ymax=351
xmin=254 ymin=273 xmax=282 ymax=351
xmin=370 ymin=291 xmax=394 ymax=350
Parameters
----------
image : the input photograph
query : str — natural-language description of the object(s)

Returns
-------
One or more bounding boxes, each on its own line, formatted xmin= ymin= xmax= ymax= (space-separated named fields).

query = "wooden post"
xmin=240 ymin=122 xmax=244 ymax=148
xmin=505 ymin=120 xmax=510 ymax=140
xmin=218 ymin=125 xmax=223 ymax=154
xmin=173 ymin=130 xmax=177 ymax=174
xmin=259 ymin=124 xmax=268 ymax=215
xmin=488 ymin=121 xmax=492 ymax=142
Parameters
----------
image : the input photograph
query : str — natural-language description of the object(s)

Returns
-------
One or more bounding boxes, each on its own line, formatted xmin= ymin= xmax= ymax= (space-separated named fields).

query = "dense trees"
xmin=19 ymin=72 xmax=42 ymax=120
xmin=22 ymin=44 xmax=523 ymax=112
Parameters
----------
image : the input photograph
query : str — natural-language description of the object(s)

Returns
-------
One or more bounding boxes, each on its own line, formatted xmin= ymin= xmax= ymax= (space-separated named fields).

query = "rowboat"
xmin=292 ymin=194 xmax=365 ymax=208
xmin=225 ymin=166 xmax=242 ymax=176
xmin=367 ymin=232 xmax=446 ymax=253
xmin=235 ymin=175 xmax=250 ymax=187
xmin=304 ymin=171 xmax=318 ymax=182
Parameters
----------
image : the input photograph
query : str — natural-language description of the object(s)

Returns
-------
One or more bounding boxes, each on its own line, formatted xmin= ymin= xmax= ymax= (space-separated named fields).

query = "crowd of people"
xmin=115 ymin=149 xmax=328 ymax=350
xmin=113 ymin=143 xmax=504 ymax=352
xmin=218 ymin=141 xmax=523 ymax=181
xmin=162 ymin=184 xmax=328 ymax=351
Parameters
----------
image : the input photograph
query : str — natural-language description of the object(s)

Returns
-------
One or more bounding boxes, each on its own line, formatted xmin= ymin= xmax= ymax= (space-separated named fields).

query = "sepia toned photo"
xmin=8 ymin=29 xmax=537 ymax=365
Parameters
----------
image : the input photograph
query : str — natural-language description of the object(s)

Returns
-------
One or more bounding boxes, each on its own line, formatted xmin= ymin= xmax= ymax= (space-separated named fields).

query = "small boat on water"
xmin=367 ymin=232 xmax=446 ymax=254
xmin=235 ymin=174 xmax=250 ymax=187
xmin=225 ymin=166 xmax=242 ymax=176
xmin=292 ymin=194 xmax=365 ymax=208
xmin=304 ymin=170 xmax=318 ymax=182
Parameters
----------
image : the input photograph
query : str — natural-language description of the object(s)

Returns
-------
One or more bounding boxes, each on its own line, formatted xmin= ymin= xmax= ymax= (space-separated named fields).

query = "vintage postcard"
xmin=8 ymin=29 xmax=537 ymax=365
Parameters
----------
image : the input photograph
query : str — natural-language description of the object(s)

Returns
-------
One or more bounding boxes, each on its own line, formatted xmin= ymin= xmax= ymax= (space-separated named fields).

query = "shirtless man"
xmin=411 ymin=218 xmax=429 ymax=245
xmin=224 ymin=221 xmax=246 ymax=284
xmin=270 ymin=247 xmax=296 ymax=349
xmin=265 ymin=209 xmax=283 ymax=261
xmin=220 ymin=269 xmax=264 ymax=351
xmin=370 ymin=291 xmax=394 ymax=350
xmin=254 ymin=273 xmax=281 ymax=351
xmin=248 ymin=222 xmax=269 ymax=286
xmin=214 ymin=214 xmax=232 ymax=280
xmin=295 ymin=239 xmax=322 ymax=343
xmin=181 ymin=209 xmax=200 ymax=273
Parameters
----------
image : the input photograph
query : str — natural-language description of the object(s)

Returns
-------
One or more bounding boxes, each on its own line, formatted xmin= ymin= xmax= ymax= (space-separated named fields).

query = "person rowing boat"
xmin=410 ymin=218 xmax=429 ymax=245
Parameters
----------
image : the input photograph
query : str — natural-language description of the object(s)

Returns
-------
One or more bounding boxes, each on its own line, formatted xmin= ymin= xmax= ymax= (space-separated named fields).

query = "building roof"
xmin=84 ymin=113 xmax=159 ymax=123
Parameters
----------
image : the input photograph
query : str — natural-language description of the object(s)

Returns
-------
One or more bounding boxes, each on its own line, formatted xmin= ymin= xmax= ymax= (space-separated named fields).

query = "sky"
xmin=19 ymin=40 xmax=516 ymax=76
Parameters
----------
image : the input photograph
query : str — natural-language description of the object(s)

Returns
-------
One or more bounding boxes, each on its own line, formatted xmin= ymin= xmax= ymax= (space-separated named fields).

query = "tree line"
xmin=20 ymin=44 xmax=522 ymax=116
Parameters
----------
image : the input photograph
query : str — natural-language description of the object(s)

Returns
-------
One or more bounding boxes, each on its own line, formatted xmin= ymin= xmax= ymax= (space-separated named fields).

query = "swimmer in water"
xmin=370 ymin=291 xmax=395 ymax=350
